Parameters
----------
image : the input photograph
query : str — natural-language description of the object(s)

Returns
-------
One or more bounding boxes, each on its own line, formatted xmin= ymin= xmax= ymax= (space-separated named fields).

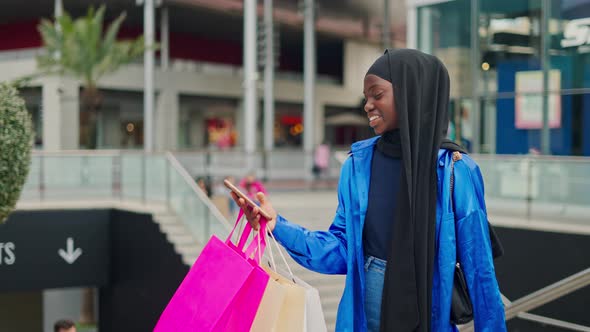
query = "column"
xmin=160 ymin=6 xmax=170 ymax=71
xmin=382 ymin=0 xmax=391 ymax=49
xmin=303 ymin=0 xmax=316 ymax=178
xmin=41 ymin=77 xmax=61 ymax=150
xmin=243 ymin=0 xmax=258 ymax=171
xmin=263 ymin=0 xmax=275 ymax=153
xmin=155 ymin=87 xmax=179 ymax=151
xmin=59 ymin=78 xmax=79 ymax=149
xmin=143 ymin=0 xmax=155 ymax=152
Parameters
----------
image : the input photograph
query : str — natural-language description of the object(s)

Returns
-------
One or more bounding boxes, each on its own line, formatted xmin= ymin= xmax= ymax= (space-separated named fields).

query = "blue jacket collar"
xmin=350 ymin=136 xmax=448 ymax=163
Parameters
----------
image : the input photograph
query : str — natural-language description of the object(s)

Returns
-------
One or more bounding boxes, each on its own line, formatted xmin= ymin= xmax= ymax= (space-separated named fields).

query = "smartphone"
xmin=224 ymin=179 xmax=272 ymax=220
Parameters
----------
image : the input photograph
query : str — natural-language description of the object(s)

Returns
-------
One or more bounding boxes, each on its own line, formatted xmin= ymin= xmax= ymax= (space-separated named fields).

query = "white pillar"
xmin=42 ymin=77 xmax=61 ymax=150
xmin=60 ymin=78 xmax=79 ymax=149
xmin=161 ymin=6 xmax=170 ymax=71
xmin=54 ymin=0 xmax=63 ymax=17
xmin=155 ymin=87 xmax=179 ymax=150
xmin=263 ymin=0 xmax=275 ymax=152
xmin=406 ymin=1 xmax=417 ymax=50
xmin=144 ymin=0 xmax=155 ymax=152
xmin=243 ymin=0 xmax=258 ymax=155
xmin=303 ymin=0 xmax=315 ymax=154
xmin=382 ymin=0 xmax=391 ymax=49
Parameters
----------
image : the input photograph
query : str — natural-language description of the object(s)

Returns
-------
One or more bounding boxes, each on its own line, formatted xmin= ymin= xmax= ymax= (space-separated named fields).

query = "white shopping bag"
xmin=291 ymin=273 xmax=328 ymax=332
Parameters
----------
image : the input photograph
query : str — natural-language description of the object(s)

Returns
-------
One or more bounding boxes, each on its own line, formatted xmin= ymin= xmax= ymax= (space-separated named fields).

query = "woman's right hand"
xmin=230 ymin=192 xmax=278 ymax=232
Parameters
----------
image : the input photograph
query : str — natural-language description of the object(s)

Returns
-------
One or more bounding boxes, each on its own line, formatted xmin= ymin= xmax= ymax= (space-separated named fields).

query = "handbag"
xmin=449 ymin=151 xmax=474 ymax=325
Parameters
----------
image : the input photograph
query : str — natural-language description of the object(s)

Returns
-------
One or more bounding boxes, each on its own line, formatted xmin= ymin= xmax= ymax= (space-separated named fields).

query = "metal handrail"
xmin=460 ymin=267 xmax=590 ymax=331
xmin=165 ymin=152 xmax=231 ymax=231
xmin=517 ymin=313 xmax=590 ymax=332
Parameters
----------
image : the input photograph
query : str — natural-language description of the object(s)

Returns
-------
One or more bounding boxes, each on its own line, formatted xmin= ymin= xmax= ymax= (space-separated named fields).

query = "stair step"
xmin=159 ymin=223 xmax=189 ymax=235
xmin=153 ymin=215 xmax=180 ymax=224
xmin=174 ymin=243 xmax=202 ymax=256
xmin=182 ymin=255 xmax=200 ymax=266
xmin=167 ymin=233 xmax=197 ymax=246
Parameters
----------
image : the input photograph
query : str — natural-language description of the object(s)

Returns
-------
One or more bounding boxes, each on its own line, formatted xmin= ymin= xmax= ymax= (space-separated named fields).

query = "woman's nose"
xmin=364 ymin=100 xmax=372 ymax=113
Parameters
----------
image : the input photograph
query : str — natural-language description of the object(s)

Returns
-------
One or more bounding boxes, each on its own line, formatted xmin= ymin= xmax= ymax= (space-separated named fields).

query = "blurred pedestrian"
xmin=232 ymin=49 xmax=506 ymax=331
xmin=312 ymin=141 xmax=331 ymax=180
xmin=224 ymin=175 xmax=238 ymax=216
xmin=239 ymin=172 xmax=267 ymax=203
xmin=195 ymin=176 xmax=211 ymax=198
xmin=54 ymin=319 xmax=76 ymax=332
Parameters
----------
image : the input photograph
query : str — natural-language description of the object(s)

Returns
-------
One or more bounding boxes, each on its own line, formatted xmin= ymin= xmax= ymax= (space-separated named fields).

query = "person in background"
xmin=54 ymin=319 xmax=76 ymax=332
xmin=224 ymin=175 xmax=238 ymax=216
xmin=232 ymin=49 xmax=506 ymax=331
xmin=313 ymin=141 xmax=331 ymax=180
xmin=239 ymin=172 xmax=267 ymax=202
xmin=195 ymin=176 xmax=211 ymax=197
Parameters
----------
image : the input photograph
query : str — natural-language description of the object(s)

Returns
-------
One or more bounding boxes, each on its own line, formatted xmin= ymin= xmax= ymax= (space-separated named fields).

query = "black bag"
xmin=451 ymin=263 xmax=473 ymax=324
xmin=449 ymin=151 xmax=504 ymax=325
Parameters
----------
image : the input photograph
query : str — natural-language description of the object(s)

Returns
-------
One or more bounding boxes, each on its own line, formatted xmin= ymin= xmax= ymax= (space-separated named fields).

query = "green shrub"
xmin=0 ymin=83 xmax=34 ymax=223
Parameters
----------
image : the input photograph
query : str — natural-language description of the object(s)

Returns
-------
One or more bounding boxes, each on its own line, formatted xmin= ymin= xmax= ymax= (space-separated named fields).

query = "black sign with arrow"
xmin=0 ymin=209 xmax=110 ymax=291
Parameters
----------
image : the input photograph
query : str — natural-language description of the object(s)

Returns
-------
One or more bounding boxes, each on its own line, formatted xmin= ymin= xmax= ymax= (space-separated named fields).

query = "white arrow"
xmin=58 ymin=237 xmax=82 ymax=264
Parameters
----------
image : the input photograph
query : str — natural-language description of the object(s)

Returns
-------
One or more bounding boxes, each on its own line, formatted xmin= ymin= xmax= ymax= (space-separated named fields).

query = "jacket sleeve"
xmin=270 ymin=160 xmax=351 ymax=275
xmin=453 ymin=156 xmax=507 ymax=332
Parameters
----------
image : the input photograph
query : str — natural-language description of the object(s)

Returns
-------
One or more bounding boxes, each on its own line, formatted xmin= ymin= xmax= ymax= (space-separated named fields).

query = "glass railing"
xmin=22 ymin=150 xmax=590 ymax=233
xmin=20 ymin=151 xmax=231 ymax=242
xmin=473 ymin=155 xmax=590 ymax=223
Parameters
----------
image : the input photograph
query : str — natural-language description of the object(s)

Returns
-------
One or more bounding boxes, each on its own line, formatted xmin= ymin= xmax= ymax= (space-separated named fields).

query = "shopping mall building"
xmin=409 ymin=0 xmax=590 ymax=155
xmin=1 ymin=0 xmax=407 ymax=153
xmin=2 ymin=0 xmax=590 ymax=156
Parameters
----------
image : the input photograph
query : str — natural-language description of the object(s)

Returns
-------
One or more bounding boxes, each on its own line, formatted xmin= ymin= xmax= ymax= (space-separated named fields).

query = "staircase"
xmin=153 ymin=210 xmax=203 ymax=266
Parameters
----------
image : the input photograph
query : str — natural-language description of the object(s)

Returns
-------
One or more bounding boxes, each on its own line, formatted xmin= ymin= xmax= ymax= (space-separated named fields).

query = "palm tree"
xmin=36 ymin=5 xmax=147 ymax=326
xmin=37 ymin=5 xmax=146 ymax=148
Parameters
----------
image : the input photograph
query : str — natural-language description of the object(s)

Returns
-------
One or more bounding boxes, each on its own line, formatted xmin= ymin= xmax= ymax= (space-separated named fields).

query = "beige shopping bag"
xmin=262 ymin=265 xmax=307 ymax=332
xmin=250 ymin=272 xmax=286 ymax=331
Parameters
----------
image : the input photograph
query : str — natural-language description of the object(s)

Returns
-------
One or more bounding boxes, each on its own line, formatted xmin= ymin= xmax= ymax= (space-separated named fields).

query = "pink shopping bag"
xmin=154 ymin=210 xmax=269 ymax=332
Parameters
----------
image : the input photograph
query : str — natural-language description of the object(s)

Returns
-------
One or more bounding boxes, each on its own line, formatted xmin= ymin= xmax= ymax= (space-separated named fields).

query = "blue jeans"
xmin=364 ymin=255 xmax=386 ymax=332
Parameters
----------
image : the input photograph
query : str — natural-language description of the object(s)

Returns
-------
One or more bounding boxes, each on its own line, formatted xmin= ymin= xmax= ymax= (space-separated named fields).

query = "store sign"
xmin=0 ymin=210 xmax=110 ymax=291
xmin=515 ymin=70 xmax=562 ymax=129
xmin=561 ymin=18 xmax=590 ymax=48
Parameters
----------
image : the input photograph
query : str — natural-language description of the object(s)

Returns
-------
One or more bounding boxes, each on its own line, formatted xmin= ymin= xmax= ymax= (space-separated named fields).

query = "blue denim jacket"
xmin=272 ymin=136 xmax=506 ymax=331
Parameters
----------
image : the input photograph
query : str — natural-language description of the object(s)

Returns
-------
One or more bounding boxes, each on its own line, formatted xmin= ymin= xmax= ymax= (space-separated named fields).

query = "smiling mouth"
xmin=369 ymin=115 xmax=382 ymax=127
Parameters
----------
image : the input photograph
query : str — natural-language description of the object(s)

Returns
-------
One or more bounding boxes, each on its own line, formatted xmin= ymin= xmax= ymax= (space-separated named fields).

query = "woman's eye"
xmin=374 ymin=93 xmax=383 ymax=100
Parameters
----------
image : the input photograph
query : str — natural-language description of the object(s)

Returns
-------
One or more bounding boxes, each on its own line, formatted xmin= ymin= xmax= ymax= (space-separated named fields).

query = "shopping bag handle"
xmin=243 ymin=219 xmax=267 ymax=264
xmin=226 ymin=209 xmax=268 ymax=264
xmin=265 ymin=227 xmax=296 ymax=282
xmin=225 ymin=209 xmax=255 ymax=252
xmin=226 ymin=209 xmax=246 ymax=244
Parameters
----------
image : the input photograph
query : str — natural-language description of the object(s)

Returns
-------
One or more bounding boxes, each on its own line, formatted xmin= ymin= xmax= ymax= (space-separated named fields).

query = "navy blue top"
xmin=363 ymin=147 xmax=402 ymax=260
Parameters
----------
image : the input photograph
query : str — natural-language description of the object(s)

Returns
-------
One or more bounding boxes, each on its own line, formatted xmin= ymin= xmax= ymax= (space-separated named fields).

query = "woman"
xmin=233 ymin=49 xmax=506 ymax=332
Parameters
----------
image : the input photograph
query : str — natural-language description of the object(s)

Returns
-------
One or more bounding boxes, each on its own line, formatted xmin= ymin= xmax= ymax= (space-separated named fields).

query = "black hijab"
xmin=366 ymin=49 xmax=456 ymax=332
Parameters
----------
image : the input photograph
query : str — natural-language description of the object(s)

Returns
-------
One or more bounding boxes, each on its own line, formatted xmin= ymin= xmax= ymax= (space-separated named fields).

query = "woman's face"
xmin=363 ymin=74 xmax=398 ymax=135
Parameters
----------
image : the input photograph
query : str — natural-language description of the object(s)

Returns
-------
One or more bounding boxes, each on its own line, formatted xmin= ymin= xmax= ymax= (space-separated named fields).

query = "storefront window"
xmin=80 ymin=89 xmax=144 ymax=150
xmin=19 ymin=87 xmax=43 ymax=148
xmin=416 ymin=0 xmax=590 ymax=155
xmin=324 ymin=105 xmax=372 ymax=148
xmin=273 ymin=103 xmax=303 ymax=148
xmin=550 ymin=1 xmax=590 ymax=155
xmin=178 ymin=96 xmax=238 ymax=150
xmin=418 ymin=0 xmax=472 ymax=100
